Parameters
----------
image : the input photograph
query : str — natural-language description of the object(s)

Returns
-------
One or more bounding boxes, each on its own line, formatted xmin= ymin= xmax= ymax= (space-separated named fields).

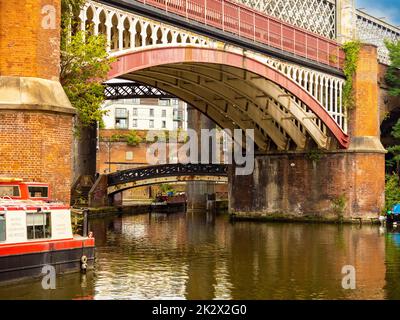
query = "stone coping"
xmin=0 ymin=76 xmax=75 ymax=115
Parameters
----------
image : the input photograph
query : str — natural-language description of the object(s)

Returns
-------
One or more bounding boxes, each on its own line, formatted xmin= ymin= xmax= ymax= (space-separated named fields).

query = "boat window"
xmin=0 ymin=214 xmax=5 ymax=242
xmin=28 ymin=186 xmax=48 ymax=198
xmin=0 ymin=186 xmax=20 ymax=197
xmin=26 ymin=211 xmax=51 ymax=240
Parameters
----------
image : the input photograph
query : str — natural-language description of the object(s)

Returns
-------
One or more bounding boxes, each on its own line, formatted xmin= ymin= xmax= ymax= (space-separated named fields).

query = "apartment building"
xmin=102 ymin=97 xmax=187 ymax=131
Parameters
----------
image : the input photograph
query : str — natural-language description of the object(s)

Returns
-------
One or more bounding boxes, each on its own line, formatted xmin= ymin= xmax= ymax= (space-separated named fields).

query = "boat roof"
xmin=0 ymin=178 xmax=48 ymax=185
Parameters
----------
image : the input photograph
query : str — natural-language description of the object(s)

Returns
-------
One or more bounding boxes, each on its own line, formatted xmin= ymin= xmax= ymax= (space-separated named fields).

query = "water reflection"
xmin=0 ymin=212 xmax=400 ymax=299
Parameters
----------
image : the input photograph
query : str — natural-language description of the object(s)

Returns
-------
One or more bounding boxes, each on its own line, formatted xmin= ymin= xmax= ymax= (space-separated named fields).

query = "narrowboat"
xmin=0 ymin=178 xmax=95 ymax=285
xmin=150 ymin=192 xmax=187 ymax=213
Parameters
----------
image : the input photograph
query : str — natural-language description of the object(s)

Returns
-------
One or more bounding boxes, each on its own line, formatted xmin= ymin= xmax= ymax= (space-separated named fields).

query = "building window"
xmin=132 ymin=119 xmax=137 ymax=128
xmin=0 ymin=186 xmax=20 ymax=197
xmin=149 ymin=109 xmax=154 ymax=117
xmin=159 ymin=99 xmax=170 ymax=106
xmin=115 ymin=119 xmax=128 ymax=129
xmin=171 ymin=99 xmax=179 ymax=105
xmin=132 ymin=108 xmax=138 ymax=116
xmin=126 ymin=151 xmax=133 ymax=161
xmin=0 ymin=214 xmax=5 ymax=242
xmin=162 ymin=120 xmax=166 ymax=128
xmin=115 ymin=108 xmax=127 ymax=118
xmin=26 ymin=211 xmax=51 ymax=240
xmin=28 ymin=186 xmax=48 ymax=198
xmin=162 ymin=109 xmax=166 ymax=117
xmin=149 ymin=120 xmax=154 ymax=128
xmin=115 ymin=108 xmax=128 ymax=129
xmin=132 ymin=99 xmax=140 ymax=105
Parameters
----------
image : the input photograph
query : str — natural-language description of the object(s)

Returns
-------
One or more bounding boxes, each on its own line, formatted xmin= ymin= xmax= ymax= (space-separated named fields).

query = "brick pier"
xmin=230 ymin=44 xmax=386 ymax=222
xmin=0 ymin=1 xmax=75 ymax=202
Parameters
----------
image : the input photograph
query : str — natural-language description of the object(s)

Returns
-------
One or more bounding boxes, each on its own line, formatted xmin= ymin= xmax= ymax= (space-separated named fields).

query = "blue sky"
xmin=356 ymin=0 xmax=400 ymax=26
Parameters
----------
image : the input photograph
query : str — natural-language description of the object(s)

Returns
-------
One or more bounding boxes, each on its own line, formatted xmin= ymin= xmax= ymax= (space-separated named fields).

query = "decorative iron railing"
xmin=135 ymin=0 xmax=344 ymax=69
xmin=107 ymin=163 xmax=229 ymax=186
xmin=232 ymin=0 xmax=336 ymax=40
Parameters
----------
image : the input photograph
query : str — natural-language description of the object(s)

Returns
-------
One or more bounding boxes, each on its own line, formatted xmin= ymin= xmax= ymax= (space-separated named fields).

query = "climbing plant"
xmin=342 ymin=40 xmax=361 ymax=110
xmin=331 ymin=194 xmax=346 ymax=221
xmin=306 ymin=148 xmax=322 ymax=162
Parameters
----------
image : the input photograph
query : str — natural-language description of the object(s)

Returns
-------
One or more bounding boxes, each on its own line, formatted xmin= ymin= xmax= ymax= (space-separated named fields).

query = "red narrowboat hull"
xmin=0 ymin=238 xmax=95 ymax=285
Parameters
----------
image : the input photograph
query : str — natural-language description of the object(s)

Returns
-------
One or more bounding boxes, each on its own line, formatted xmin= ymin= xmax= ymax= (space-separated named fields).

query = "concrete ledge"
xmin=347 ymin=136 xmax=387 ymax=153
xmin=230 ymin=213 xmax=380 ymax=224
xmin=0 ymin=76 xmax=75 ymax=115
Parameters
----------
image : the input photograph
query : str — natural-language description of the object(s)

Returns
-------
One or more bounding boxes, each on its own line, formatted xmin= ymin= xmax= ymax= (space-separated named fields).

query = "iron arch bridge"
xmin=107 ymin=163 xmax=228 ymax=195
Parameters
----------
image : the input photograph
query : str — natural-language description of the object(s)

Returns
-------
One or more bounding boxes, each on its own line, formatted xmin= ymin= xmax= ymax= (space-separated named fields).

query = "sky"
xmin=356 ymin=0 xmax=400 ymax=26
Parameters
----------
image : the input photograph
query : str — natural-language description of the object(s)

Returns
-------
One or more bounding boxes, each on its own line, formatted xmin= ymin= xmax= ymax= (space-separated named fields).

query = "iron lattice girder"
xmin=107 ymin=163 xmax=229 ymax=186
xmin=104 ymin=82 xmax=175 ymax=100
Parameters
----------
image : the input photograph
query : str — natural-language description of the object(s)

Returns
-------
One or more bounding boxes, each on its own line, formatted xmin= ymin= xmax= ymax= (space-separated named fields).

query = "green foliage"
xmin=385 ymin=174 xmax=400 ymax=212
xmin=306 ymin=149 xmax=322 ymax=162
xmin=342 ymin=41 xmax=361 ymax=110
xmin=331 ymin=195 xmax=346 ymax=219
xmin=385 ymin=40 xmax=400 ymax=97
xmin=107 ymin=131 xmax=143 ymax=145
xmin=160 ymin=184 xmax=175 ymax=194
xmin=60 ymin=1 xmax=115 ymax=128
xmin=61 ymin=0 xmax=85 ymax=23
xmin=126 ymin=131 xmax=143 ymax=146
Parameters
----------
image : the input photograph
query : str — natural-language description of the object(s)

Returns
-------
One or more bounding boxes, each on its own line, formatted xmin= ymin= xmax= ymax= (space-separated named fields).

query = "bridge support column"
xmin=230 ymin=44 xmax=386 ymax=222
xmin=186 ymin=107 xmax=216 ymax=209
xmin=0 ymin=1 xmax=75 ymax=202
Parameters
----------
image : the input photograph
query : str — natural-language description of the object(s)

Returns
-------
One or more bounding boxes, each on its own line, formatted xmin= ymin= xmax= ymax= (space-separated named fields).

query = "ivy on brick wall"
xmin=342 ymin=40 xmax=361 ymax=110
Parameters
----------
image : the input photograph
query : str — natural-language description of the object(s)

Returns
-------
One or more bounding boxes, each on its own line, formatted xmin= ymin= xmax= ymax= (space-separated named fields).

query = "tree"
xmin=385 ymin=40 xmax=400 ymax=204
xmin=386 ymin=41 xmax=400 ymax=175
xmin=60 ymin=0 xmax=115 ymax=179
xmin=385 ymin=40 xmax=400 ymax=97
xmin=60 ymin=0 xmax=115 ymax=128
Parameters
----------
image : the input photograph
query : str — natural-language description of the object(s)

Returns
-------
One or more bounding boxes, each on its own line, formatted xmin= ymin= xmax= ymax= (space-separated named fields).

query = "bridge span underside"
xmin=111 ymin=47 xmax=349 ymax=152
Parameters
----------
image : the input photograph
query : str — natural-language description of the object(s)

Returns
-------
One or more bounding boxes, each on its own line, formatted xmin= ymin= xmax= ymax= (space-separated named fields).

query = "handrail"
xmin=136 ymin=0 xmax=344 ymax=69
xmin=107 ymin=163 xmax=228 ymax=186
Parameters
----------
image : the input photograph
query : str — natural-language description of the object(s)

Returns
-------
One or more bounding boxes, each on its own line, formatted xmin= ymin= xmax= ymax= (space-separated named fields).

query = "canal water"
xmin=1 ymin=211 xmax=400 ymax=300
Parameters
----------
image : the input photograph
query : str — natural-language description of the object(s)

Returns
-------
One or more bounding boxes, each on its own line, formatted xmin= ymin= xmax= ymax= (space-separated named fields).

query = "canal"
xmin=1 ymin=211 xmax=400 ymax=300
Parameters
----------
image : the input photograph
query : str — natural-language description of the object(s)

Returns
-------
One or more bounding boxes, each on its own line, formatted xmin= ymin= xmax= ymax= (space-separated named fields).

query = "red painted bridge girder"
xmin=109 ymin=46 xmax=350 ymax=149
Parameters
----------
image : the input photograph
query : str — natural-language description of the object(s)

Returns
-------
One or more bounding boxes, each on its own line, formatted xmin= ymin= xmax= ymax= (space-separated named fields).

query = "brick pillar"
xmin=186 ymin=107 xmax=216 ymax=209
xmin=0 ymin=1 xmax=75 ymax=202
xmin=345 ymin=44 xmax=386 ymax=217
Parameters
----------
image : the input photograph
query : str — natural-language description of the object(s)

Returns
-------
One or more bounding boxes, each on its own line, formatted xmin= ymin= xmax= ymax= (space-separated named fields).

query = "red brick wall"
xmin=0 ymin=111 xmax=73 ymax=202
xmin=229 ymin=152 xmax=385 ymax=221
xmin=0 ymin=0 xmax=61 ymax=80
